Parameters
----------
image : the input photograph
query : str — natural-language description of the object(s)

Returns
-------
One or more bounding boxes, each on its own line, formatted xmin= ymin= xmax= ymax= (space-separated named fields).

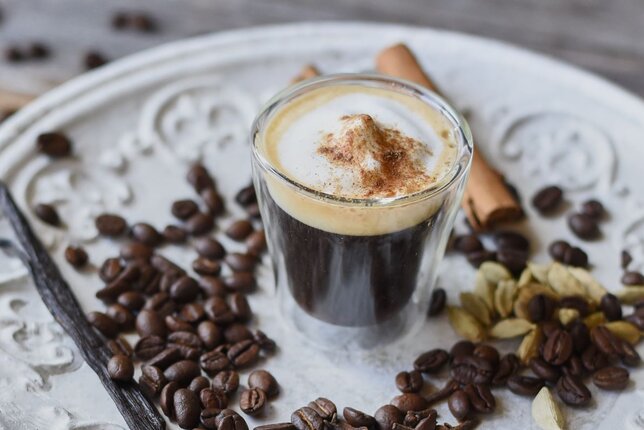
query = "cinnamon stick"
xmin=376 ymin=43 xmax=522 ymax=230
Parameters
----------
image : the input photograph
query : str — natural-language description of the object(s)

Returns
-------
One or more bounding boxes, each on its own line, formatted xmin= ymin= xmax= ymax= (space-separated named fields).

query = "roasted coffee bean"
xmin=129 ymin=12 xmax=157 ymax=32
xmin=564 ymin=246 xmax=589 ymax=268
xmin=34 ymin=203 xmax=61 ymax=226
xmin=225 ymin=253 xmax=257 ymax=272
xmin=532 ymin=185 xmax=563 ymax=214
xmin=465 ymin=250 xmax=496 ymax=268
xmin=135 ymin=335 xmax=166 ymax=360
xmin=139 ymin=365 xmax=167 ymax=398
xmin=201 ymin=188 xmax=225 ymax=216
xmin=541 ymin=320 xmax=563 ymax=338
xmin=402 ymin=408 xmax=436 ymax=428
xmin=556 ymin=374 xmax=592 ymax=406
xmin=527 ymin=294 xmax=556 ymax=323
xmin=147 ymin=347 xmax=182 ymax=369
xmin=235 ymin=184 xmax=257 ymax=206
xmin=165 ymin=315 xmax=194 ymax=333
xmin=568 ymin=321 xmax=591 ymax=353
xmin=216 ymin=408 xmax=249 ymax=430
xmin=120 ymin=242 xmax=153 ymax=261
xmin=100 ymin=258 xmax=123 ymax=283
xmin=581 ymin=345 xmax=610 ymax=372
xmin=625 ymin=309 xmax=644 ymax=330
xmin=255 ymin=424 xmax=296 ymax=430
xmin=160 ymin=381 xmax=180 ymax=419
xmin=228 ymin=293 xmax=252 ymax=323
xmin=180 ymin=302 xmax=206 ymax=323
xmin=106 ymin=303 xmax=135 ymax=331
xmin=226 ymin=220 xmax=254 ymax=241
xmin=306 ymin=397 xmax=336 ymax=421
xmin=425 ymin=379 xmax=460 ymax=406
xmin=188 ymin=376 xmax=210 ymax=394
xmin=108 ymin=354 xmax=134 ymax=381
xmin=529 ymin=357 xmax=560 ymax=382
xmin=129 ymin=222 xmax=161 ymax=246
xmin=199 ymin=276 xmax=228 ymax=297
xmin=187 ymin=163 xmax=215 ymax=192
xmin=292 ymin=406 xmax=325 ymax=430
xmin=240 ymin=387 xmax=266 ymax=415
xmin=494 ymin=231 xmax=530 ymax=252
xmin=247 ymin=369 xmax=279 ymax=398
xmin=427 ymin=288 xmax=446 ymax=317
xmin=506 ymin=375 xmax=544 ymax=396
xmin=496 ymin=249 xmax=527 ymax=276
xmin=95 ymin=213 xmax=127 ymax=237
xmin=168 ymin=331 xmax=203 ymax=360
xmin=197 ymin=321 xmax=222 ymax=350
xmin=204 ymin=296 xmax=236 ymax=324
xmin=87 ymin=311 xmax=119 ymax=338
xmin=163 ymin=225 xmax=187 ymax=243
xmin=5 ymin=46 xmax=24 ymax=62
xmin=622 ymin=250 xmax=633 ymax=269
xmin=590 ymin=325 xmax=623 ymax=357
xmin=246 ymin=229 xmax=267 ymax=254
xmin=592 ymin=366 xmax=629 ymax=391
xmin=185 ymin=212 xmax=214 ymax=235
xmin=564 ymin=355 xmax=585 ymax=377
xmin=164 ymin=360 xmax=201 ymax=386
xmin=558 ymin=296 xmax=590 ymax=317
xmin=170 ymin=276 xmax=200 ymax=302
xmin=64 ymin=245 xmax=88 ymax=268
xmin=172 ymin=199 xmax=199 ymax=220
xmin=568 ymin=213 xmax=600 ymax=240
xmin=213 ymin=370 xmax=239 ymax=395
xmin=548 ymin=240 xmax=570 ymax=262
xmin=192 ymin=258 xmax=222 ymax=276
xmin=227 ymin=339 xmax=260 ymax=368
xmin=450 ymin=355 xmax=494 ymax=385
xmin=391 ymin=393 xmax=428 ymax=413
xmin=491 ymin=353 xmax=520 ymax=386
xmin=374 ymin=405 xmax=404 ymax=430
xmin=619 ymin=340 xmax=641 ymax=367
xmin=144 ymin=292 xmax=176 ymax=318
xmin=84 ymin=50 xmax=108 ymax=69
xmin=414 ymin=349 xmax=449 ymax=373
xmin=223 ymin=272 xmax=256 ymax=293
xmin=543 ymin=329 xmax=573 ymax=365
xmin=472 ymin=344 xmax=499 ymax=368
xmin=414 ymin=416 xmax=437 ymax=430
xmin=36 ymin=132 xmax=72 ymax=157
xmin=106 ymin=336 xmax=133 ymax=357
xmin=254 ymin=330 xmax=277 ymax=352
xmin=580 ymin=199 xmax=605 ymax=220
xmin=622 ymin=271 xmax=644 ymax=286
xmin=200 ymin=387 xmax=228 ymax=409
xmin=200 ymin=350 xmax=231 ymax=374
xmin=450 ymin=341 xmax=475 ymax=360
xmin=462 ymin=384 xmax=494 ymax=414
xmin=195 ymin=237 xmax=226 ymax=259
xmin=224 ymin=324 xmax=253 ymax=344
xmin=96 ymin=264 xmax=139 ymax=302
xmin=395 ymin=370 xmax=423 ymax=393
xmin=202 ymin=408 xmax=222 ymax=429
xmin=174 ymin=388 xmax=201 ymax=429
xmin=117 ymin=291 xmax=145 ymax=311
xmin=136 ymin=309 xmax=167 ymax=338
xmin=452 ymin=235 xmax=483 ymax=254
xmin=600 ymin=293 xmax=623 ymax=321
xmin=343 ymin=407 xmax=376 ymax=428
xmin=447 ymin=390 xmax=470 ymax=421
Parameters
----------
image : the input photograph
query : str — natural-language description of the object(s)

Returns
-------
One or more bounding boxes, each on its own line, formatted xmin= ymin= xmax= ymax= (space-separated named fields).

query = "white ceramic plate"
xmin=0 ymin=22 xmax=643 ymax=430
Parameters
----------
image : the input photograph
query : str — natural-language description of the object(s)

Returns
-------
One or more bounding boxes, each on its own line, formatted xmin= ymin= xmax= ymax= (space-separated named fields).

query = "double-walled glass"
xmin=251 ymin=75 xmax=473 ymax=348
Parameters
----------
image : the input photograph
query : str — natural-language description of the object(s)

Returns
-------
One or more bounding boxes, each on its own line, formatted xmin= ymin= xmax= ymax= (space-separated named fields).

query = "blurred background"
xmin=1 ymin=0 xmax=643 ymax=116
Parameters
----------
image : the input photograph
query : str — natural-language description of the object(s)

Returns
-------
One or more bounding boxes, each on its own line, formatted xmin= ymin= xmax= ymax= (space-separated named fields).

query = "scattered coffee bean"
xmin=491 ymin=353 xmax=520 ymax=386
xmin=95 ymin=213 xmax=127 ymax=237
xmin=496 ymin=249 xmax=527 ymax=276
xmin=223 ymin=272 xmax=256 ymax=293
xmin=374 ymin=405 xmax=404 ymax=430
xmin=224 ymin=323 xmax=253 ymax=344
xmin=529 ymin=357 xmax=560 ymax=383
xmin=395 ymin=370 xmax=423 ymax=393
xmin=174 ymin=388 xmax=200 ymax=429
xmin=248 ymin=369 xmax=279 ymax=398
xmin=590 ymin=325 xmax=623 ymax=357
xmin=215 ymin=408 xmax=249 ymax=430
xmin=240 ymin=387 xmax=267 ymax=415
xmin=84 ymin=50 xmax=108 ymax=69
xmin=622 ymin=271 xmax=644 ymax=286
xmin=448 ymin=390 xmax=470 ymax=421
xmin=625 ymin=308 xmax=644 ymax=330
xmin=568 ymin=213 xmax=600 ymax=240
xmin=120 ymin=242 xmax=153 ymax=261
xmin=144 ymin=292 xmax=176 ymax=318
xmin=195 ymin=237 xmax=226 ymax=259
xmin=165 ymin=315 xmax=194 ymax=333
xmin=581 ymin=346 xmax=609 ymax=373
xmin=556 ymin=374 xmax=591 ymax=406
xmin=99 ymin=258 xmax=122 ymax=283
xmin=160 ymin=381 xmax=180 ymax=419
xmin=87 ymin=311 xmax=119 ymax=338
xmin=147 ymin=347 xmax=182 ymax=370
xmin=106 ymin=336 xmax=133 ymax=357
xmin=36 ymin=132 xmax=72 ymax=157
xmin=136 ymin=309 xmax=167 ymax=338
xmin=107 ymin=354 xmax=134 ymax=381
xmin=621 ymin=250 xmax=633 ymax=269
xmin=494 ymin=231 xmax=530 ymax=252
xmin=225 ymin=252 xmax=257 ymax=272
xmin=428 ymin=288 xmax=446 ymax=316
xmin=453 ymin=235 xmax=483 ymax=254
xmin=187 ymin=163 xmax=215 ymax=192
xmin=425 ymin=379 xmax=460 ymax=405
xmin=64 ymin=245 xmax=88 ymax=268
xmin=472 ymin=344 xmax=499 ymax=368
xmin=213 ymin=370 xmax=240 ymax=395
xmin=163 ymin=225 xmax=187 ymax=243
xmin=5 ymin=46 xmax=24 ymax=62
xmin=343 ymin=407 xmax=376 ymax=428
xmin=391 ymin=393 xmax=428 ymax=413
xmin=592 ymin=366 xmax=629 ymax=391
xmin=106 ymin=303 xmax=135 ymax=331
xmin=172 ymin=199 xmax=199 ymax=220
xmin=507 ymin=375 xmax=544 ymax=396
xmin=130 ymin=222 xmax=161 ymax=246
xmin=255 ymin=424 xmax=296 ymax=430
xmin=168 ymin=331 xmax=203 ymax=360
xmin=28 ymin=42 xmax=49 ymax=59
xmin=164 ymin=360 xmax=201 ymax=386
xmin=531 ymin=185 xmax=563 ymax=214
xmin=414 ymin=349 xmax=449 ymax=373
xmin=135 ymin=335 xmax=166 ymax=360
xmin=565 ymin=355 xmax=585 ymax=377
xmin=235 ymin=184 xmax=256 ymax=206
xmin=185 ymin=212 xmax=214 ymax=235
xmin=543 ymin=329 xmax=573 ymax=365
xmin=228 ymin=339 xmax=260 ymax=368
xmin=169 ymin=276 xmax=200 ymax=302
xmin=34 ymin=203 xmax=60 ymax=226
xmin=246 ymin=229 xmax=267 ymax=254
xmin=548 ymin=240 xmax=569 ymax=262
xmin=563 ymin=246 xmax=589 ymax=268
xmin=226 ymin=220 xmax=254 ymax=241
xmin=192 ymin=257 xmax=221 ymax=276
xmin=580 ymin=199 xmax=605 ymax=220
xmin=450 ymin=340 xmax=475 ymax=360
xmin=450 ymin=355 xmax=494 ymax=385
xmin=402 ymin=408 xmax=436 ymax=428
xmin=527 ymin=294 xmax=556 ymax=323
xmin=465 ymin=250 xmax=496 ymax=268
xmin=463 ymin=384 xmax=494 ymax=414
xmin=139 ymin=365 xmax=167 ymax=398
xmin=200 ymin=350 xmax=231 ymax=375
xmin=254 ymin=330 xmax=277 ymax=352
xmin=568 ymin=321 xmax=590 ymax=353
xmin=200 ymin=387 xmax=228 ymax=409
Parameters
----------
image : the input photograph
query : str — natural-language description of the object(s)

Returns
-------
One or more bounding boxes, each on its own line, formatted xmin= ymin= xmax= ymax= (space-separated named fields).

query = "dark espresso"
xmin=261 ymin=189 xmax=445 ymax=327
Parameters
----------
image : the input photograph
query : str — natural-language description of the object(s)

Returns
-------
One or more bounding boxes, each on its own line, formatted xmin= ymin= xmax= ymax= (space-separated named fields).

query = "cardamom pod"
xmin=517 ymin=327 xmax=543 ymax=364
xmin=494 ymin=279 xmax=517 ymax=318
xmin=460 ymin=292 xmax=493 ymax=326
xmin=547 ymin=263 xmax=586 ymax=297
xmin=604 ymin=321 xmax=641 ymax=345
xmin=616 ymin=286 xmax=644 ymax=305
xmin=490 ymin=318 xmax=534 ymax=339
xmin=532 ymin=386 xmax=566 ymax=430
xmin=447 ymin=306 xmax=486 ymax=342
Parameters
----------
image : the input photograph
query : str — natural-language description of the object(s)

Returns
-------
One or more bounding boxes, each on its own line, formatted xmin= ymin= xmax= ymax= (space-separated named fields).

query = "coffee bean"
xmin=144 ymin=292 xmax=176 ymax=318
xmin=84 ymin=50 xmax=107 ymax=69
xmin=543 ymin=329 xmax=573 ymax=365
xmin=34 ymin=203 xmax=60 ymax=226
xmin=506 ymin=375 xmax=544 ymax=396
xmin=163 ymin=225 xmax=187 ymax=243
xmin=541 ymin=320 xmax=563 ymax=338
xmin=147 ymin=347 xmax=182 ymax=369
xmin=568 ymin=321 xmax=590 ymax=353
xmin=240 ymin=387 xmax=266 ymax=415
xmin=465 ymin=250 xmax=496 ymax=268
xmin=5 ymin=46 xmax=24 ymax=62
xmin=116 ymin=291 xmax=144 ymax=311
xmin=165 ymin=315 xmax=194 ymax=333
xmin=414 ymin=416 xmax=437 ymax=430
xmin=129 ymin=12 xmax=158 ymax=32
xmin=427 ymin=288 xmax=446 ymax=316
xmin=200 ymin=350 xmax=231 ymax=374
xmin=87 ymin=311 xmax=119 ymax=338
xmin=343 ymin=408 xmax=376 ymax=428
xmin=402 ymin=408 xmax=436 ymax=428
xmin=414 ymin=349 xmax=449 ymax=373
xmin=564 ymin=355 xmax=585 ymax=377
xmin=621 ymin=250 xmax=633 ymax=269
xmin=590 ymin=325 xmax=622 ymax=357
xmin=188 ymin=376 xmax=211 ymax=394
xmin=164 ymin=360 xmax=201 ymax=386
xmin=223 ymin=324 xmax=252 ymax=345
xmin=174 ymin=388 xmax=201 ymax=429
xmin=201 ymin=188 xmax=225 ymax=216
xmin=139 ymin=365 xmax=167 ymax=398
xmin=65 ymin=245 xmax=88 ymax=268
xmin=447 ymin=390 xmax=470 ymax=421
xmin=548 ymin=240 xmax=570 ymax=262
xmin=96 ymin=264 xmax=140 ymax=301
xmin=425 ymin=379 xmax=460 ymax=406
xmin=235 ymin=184 xmax=257 ymax=206
xmin=228 ymin=293 xmax=251 ymax=323
xmin=172 ymin=199 xmax=199 ymax=220
xmin=185 ymin=212 xmax=214 ymax=235
xmin=451 ymin=354 xmax=494 ymax=385
xmin=204 ymin=296 xmax=236 ymax=324
xmin=494 ymin=231 xmax=530 ymax=252
xmin=472 ymin=344 xmax=499 ymax=368
xmin=568 ymin=213 xmax=600 ymax=240
xmin=246 ymin=229 xmax=267 ymax=255
xmin=600 ymin=293 xmax=622 ymax=321
xmin=450 ymin=341 xmax=475 ymax=360
xmin=581 ymin=345 xmax=610 ymax=372
xmin=254 ymin=330 xmax=277 ymax=352
xmin=196 ymin=276 xmax=225 ymax=298
xmin=491 ymin=353 xmax=520 ymax=386
xmin=395 ymin=370 xmax=423 ymax=393
xmin=625 ymin=309 xmax=644 ymax=330
xmin=106 ymin=303 xmax=135 ymax=331
xmin=496 ymin=249 xmax=527 ymax=276
xmin=106 ymin=336 xmax=133 ymax=357
xmin=135 ymin=335 xmax=166 ymax=360
xmin=556 ymin=374 xmax=591 ymax=406
xmin=463 ymin=384 xmax=494 ymax=414
xmin=563 ymin=246 xmax=588 ymax=268
xmin=213 ymin=370 xmax=239 ymax=395
xmin=160 ymin=381 xmax=180 ymax=419
xmin=622 ymin=271 xmax=644 ymax=286
xmin=532 ymin=185 xmax=563 ymax=214
xmin=169 ymin=276 xmax=200 ymax=302
xmin=195 ymin=237 xmax=226 ymax=260
xmin=168 ymin=331 xmax=203 ymax=360
xmin=255 ymin=424 xmax=296 ymax=430
xmin=130 ymin=222 xmax=161 ymax=246
xmin=108 ymin=354 xmax=134 ymax=381
xmin=225 ymin=253 xmax=257 ymax=272
xmin=195 ymin=321 xmax=221 ymax=350
xmin=136 ymin=309 xmax=167 ymax=338
xmin=95 ymin=213 xmax=127 ymax=237
xmin=120 ymin=242 xmax=153 ymax=261
xmin=291 ymin=406 xmax=325 ymax=430
xmin=558 ymin=296 xmax=590 ymax=317
xmin=187 ymin=163 xmax=215 ymax=192
xmin=192 ymin=258 xmax=221 ymax=276
xmin=36 ymin=132 xmax=72 ymax=157
xmin=226 ymin=220 xmax=254 ymax=241
xmin=200 ymin=387 xmax=228 ymax=409
xmin=228 ymin=339 xmax=260 ymax=368
xmin=452 ymin=235 xmax=483 ymax=254
xmin=223 ymin=272 xmax=256 ymax=293
xmin=374 ymin=405 xmax=404 ymax=430
xmin=527 ymin=294 xmax=556 ymax=323
xmin=246 ymin=369 xmax=278 ymax=398
xmin=580 ymin=199 xmax=605 ymax=220
xmin=592 ymin=366 xmax=629 ymax=391
xmin=529 ymin=357 xmax=560 ymax=382
xmin=619 ymin=339 xmax=641 ymax=367
xmin=391 ymin=393 xmax=428 ymax=413
xmin=215 ymin=408 xmax=249 ymax=430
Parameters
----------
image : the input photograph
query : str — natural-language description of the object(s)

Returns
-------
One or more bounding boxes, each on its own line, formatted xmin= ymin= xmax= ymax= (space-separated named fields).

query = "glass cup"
xmin=251 ymin=75 xmax=473 ymax=348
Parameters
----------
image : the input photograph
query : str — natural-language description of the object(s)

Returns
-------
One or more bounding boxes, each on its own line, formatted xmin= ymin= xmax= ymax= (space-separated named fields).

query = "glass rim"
xmin=250 ymin=73 xmax=474 ymax=208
